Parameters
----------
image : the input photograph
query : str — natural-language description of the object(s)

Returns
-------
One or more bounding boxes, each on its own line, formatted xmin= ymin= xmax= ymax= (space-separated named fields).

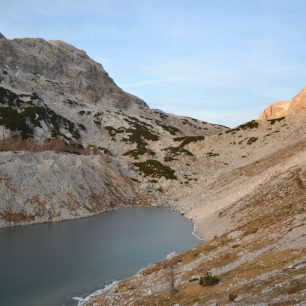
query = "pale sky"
xmin=1 ymin=0 xmax=306 ymax=127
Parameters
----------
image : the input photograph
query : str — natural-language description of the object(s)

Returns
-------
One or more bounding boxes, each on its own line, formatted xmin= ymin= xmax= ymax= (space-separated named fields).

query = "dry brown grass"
xmin=0 ymin=207 xmax=36 ymax=223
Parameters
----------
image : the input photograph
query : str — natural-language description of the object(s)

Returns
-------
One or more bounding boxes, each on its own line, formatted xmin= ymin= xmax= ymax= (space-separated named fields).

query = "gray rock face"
xmin=0 ymin=86 xmax=81 ymax=141
xmin=0 ymin=36 xmax=148 ymax=110
xmin=259 ymin=101 xmax=290 ymax=120
xmin=0 ymin=151 xmax=135 ymax=227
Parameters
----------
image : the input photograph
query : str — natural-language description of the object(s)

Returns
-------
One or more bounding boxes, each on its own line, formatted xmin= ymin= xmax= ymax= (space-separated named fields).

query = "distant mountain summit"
xmin=259 ymin=101 xmax=290 ymax=120
xmin=259 ymin=86 xmax=306 ymax=120
xmin=288 ymin=86 xmax=306 ymax=114
xmin=0 ymin=35 xmax=148 ymax=111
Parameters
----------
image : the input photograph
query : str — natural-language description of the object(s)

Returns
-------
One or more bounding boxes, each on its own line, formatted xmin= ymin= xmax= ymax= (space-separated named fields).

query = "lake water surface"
xmin=0 ymin=207 xmax=201 ymax=306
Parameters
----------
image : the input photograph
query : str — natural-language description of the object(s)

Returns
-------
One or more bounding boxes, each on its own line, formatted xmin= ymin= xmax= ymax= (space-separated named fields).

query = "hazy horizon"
xmin=1 ymin=0 xmax=306 ymax=127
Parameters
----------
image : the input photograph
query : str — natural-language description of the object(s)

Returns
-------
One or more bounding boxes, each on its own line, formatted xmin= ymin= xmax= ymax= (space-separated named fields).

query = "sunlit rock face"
xmin=288 ymin=86 xmax=306 ymax=114
xmin=259 ymin=86 xmax=306 ymax=121
xmin=259 ymin=101 xmax=290 ymax=120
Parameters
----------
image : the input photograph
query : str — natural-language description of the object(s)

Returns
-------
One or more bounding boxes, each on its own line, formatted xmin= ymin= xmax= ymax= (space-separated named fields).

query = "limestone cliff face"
xmin=0 ymin=35 xmax=148 ymax=112
xmin=258 ymin=101 xmax=290 ymax=120
xmin=0 ymin=152 xmax=135 ymax=227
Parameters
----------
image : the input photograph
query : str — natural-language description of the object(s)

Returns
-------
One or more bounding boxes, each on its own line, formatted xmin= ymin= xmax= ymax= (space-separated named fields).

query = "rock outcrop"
xmin=0 ymin=36 xmax=148 ymax=112
xmin=0 ymin=151 xmax=135 ymax=226
xmin=259 ymin=86 xmax=306 ymax=120
xmin=258 ymin=101 xmax=290 ymax=120
xmin=288 ymin=86 xmax=306 ymax=114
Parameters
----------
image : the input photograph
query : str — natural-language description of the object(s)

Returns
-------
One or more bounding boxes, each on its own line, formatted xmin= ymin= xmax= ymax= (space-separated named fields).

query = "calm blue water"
xmin=0 ymin=207 xmax=201 ymax=306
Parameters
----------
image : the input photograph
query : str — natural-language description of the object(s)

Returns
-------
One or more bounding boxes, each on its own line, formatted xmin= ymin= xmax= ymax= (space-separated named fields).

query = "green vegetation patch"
xmin=0 ymin=87 xmax=81 ymax=141
xmin=0 ymin=106 xmax=80 ymax=140
xmin=123 ymin=117 xmax=159 ymax=146
xmin=173 ymin=135 xmax=205 ymax=147
xmin=163 ymin=146 xmax=193 ymax=157
xmin=105 ymin=126 xmax=125 ymax=139
xmin=225 ymin=120 xmax=259 ymax=134
xmin=125 ymin=124 xmax=158 ymax=145
xmin=206 ymin=151 xmax=220 ymax=157
xmin=123 ymin=147 xmax=155 ymax=159
xmin=180 ymin=118 xmax=200 ymax=129
xmin=247 ymin=137 xmax=258 ymax=145
xmin=79 ymin=110 xmax=92 ymax=116
xmin=63 ymin=99 xmax=79 ymax=106
xmin=106 ymin=117 xmax=159 ymax=158
xmin=199 ymin=272 xmax=220 ymax=287
xmin=154 ymin=119 xmax=180 ymax=135
xmin=268 ymin=116 xmax=285 ymax=125
xmin=0 ymin=86 xmax=26 ymax=107
xmin=77 ymin=123 xmax=86 ymax=132
xmin=94 ymin=112 xmax=103 ymax=118
xmin=94 ymin=120 xmax=101 ymax=126
xmin=133 ymin=160 xmax=177 ymax=180
xmin=159 ymin=113 xmax=168 ymax=119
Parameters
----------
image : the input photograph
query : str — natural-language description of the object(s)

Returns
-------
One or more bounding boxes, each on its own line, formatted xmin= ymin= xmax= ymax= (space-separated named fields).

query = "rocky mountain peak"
xmin=0 ymin=33 xmax=6 ymax=39
xmin=0 ymin=34 xmax=148 ymax=110
xmin=259 ymin=85 xmax=306 ymax=120
xmin=48 ymin=40 xmax=89 ymax=60
xmin=259 ymin=101 xmax=290 ymax=120
xmin=288 ymin=86 xmax=306 ymax=114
